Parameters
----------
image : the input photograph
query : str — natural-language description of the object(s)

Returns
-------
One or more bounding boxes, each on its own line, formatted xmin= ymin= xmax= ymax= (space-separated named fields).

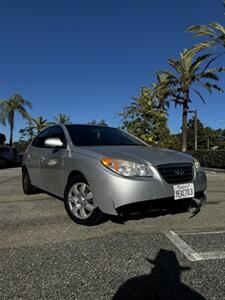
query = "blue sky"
xmin=0 ymin=0 xmax=225 ymax=141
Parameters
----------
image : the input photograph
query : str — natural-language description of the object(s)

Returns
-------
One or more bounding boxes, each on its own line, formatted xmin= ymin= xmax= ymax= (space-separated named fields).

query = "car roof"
xmin=65 ymin=124 xmax=114 ymax=129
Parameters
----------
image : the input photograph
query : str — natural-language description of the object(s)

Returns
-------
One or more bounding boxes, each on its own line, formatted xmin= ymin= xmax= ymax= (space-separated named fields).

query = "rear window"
xmin=65 ymin=125 xmax=146 ymax=146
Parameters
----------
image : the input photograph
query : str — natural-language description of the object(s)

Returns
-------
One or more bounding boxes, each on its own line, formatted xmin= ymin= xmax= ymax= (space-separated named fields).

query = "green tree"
xmin=54 ymin=113 xmax=71 ymax=124
xmin=0 ymin=94 xmax=32 ymax=146
xmin=165 ymin=48 xmax=224 ymax=151
xmin=87 ymin=119 xmax=108 ymax=126
xmin=19 ymin=122 xmax=35 ymax=141
xmin=186 ymin=116 xmax=225 ymax=150
xmin=204 ymin=127 xmax=225 ymax=149
xmin=32 ymin=116 xmax=50 ymax=134
xmin=0 ymin=112 xmax=6 ymax=131
xmin=163 ymin=133 xmax=182 ymax=150
xmin=120 ymin=87 xmax=170 ymax=145
xmin=187 ymin=117 xmax=207 ymax=150
xmin=16 ymin=122 xmax=36 ymax=153
xmin=152 ymin=71 xmax=176 ymax=111
xmin=151 ymin=71 xmax=177 ymax=145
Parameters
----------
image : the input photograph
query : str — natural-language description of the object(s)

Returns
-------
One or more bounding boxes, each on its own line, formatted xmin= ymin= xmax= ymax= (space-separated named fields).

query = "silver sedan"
xmin=22 ymin=124 xmax=207 ymax=225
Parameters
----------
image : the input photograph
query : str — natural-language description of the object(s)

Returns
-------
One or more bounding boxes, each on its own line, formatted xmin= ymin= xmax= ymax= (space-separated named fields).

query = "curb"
xmin=203 ymin=167 xmax=225 ymax=173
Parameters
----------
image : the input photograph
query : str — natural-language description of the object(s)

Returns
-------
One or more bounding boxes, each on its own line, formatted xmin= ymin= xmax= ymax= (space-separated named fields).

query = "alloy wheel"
xmin=68 ymin=182 xmax=94 ymax=220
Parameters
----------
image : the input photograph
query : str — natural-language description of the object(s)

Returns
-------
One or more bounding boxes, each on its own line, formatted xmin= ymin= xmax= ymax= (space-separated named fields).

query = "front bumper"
xmin=116 ymin=191 xmax=207 ymax=217
xmin=89 ymin=167 xmax=207 ymax=216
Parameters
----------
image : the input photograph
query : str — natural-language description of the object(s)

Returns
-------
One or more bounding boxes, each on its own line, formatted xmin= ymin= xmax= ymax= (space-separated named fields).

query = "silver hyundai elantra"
xmin=22 ymin=124 xmax=207 ymax=225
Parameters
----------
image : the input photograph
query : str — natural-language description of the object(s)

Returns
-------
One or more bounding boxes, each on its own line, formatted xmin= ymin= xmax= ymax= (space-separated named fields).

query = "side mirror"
xmin=44 ymin=137 xmax=65 ymax=148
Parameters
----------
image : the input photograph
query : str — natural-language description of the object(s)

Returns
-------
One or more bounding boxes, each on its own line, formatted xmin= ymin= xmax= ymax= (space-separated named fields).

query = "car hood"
xmin=80 ymin=145 xmax=193 ymax=166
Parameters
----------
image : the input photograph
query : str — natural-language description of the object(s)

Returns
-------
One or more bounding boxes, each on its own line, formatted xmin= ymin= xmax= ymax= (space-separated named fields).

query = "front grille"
xmin=157 ymin=163 xmax=193 ymax=184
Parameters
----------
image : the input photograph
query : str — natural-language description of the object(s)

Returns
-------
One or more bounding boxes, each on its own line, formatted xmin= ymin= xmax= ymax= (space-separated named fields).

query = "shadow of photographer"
xmin=112 ymin=249 xmax=205 ymax=300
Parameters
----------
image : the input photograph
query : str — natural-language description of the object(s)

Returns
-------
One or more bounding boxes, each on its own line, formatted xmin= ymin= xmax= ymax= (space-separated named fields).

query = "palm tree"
xmin=151 ymin=71 xmax=177 ymax=145
xmin=152 ymin=71 xmax=175 ymax=111
xmin=54 ymin=113 xmax=71 ymax=124
xmin=166 ymin=48 xmax=224 ymax=151
xmin=0 ymin=111 xmax=6 ymax=134
xmin=187 ymin=21 xmax=225 ymax=51
xmin=187 ymin=0 xmax=225 ymax=52
xmin=32 ymin=116 xmax=50 ymax=134
xmin=0 ymin=94 xmax=32 ymax=146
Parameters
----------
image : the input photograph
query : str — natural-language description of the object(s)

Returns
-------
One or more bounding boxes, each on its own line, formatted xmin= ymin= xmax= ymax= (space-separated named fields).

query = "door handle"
xmin=40 ymin=156 xmax=46 ymax=162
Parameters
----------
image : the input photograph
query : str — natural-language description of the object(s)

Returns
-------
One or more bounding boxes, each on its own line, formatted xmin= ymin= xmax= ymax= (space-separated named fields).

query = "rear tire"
xmin=22 ymin=168 xmax=38 ymax=195
xmin=64 ymin=175 xmax=104 ymax=226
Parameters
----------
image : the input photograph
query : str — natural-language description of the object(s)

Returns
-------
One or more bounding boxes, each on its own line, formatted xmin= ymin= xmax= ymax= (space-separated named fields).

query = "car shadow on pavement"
xmin=112 ymin=249 xmax=205 ymax=300
xmin=110 ymin=205 xmax=191 ymax=224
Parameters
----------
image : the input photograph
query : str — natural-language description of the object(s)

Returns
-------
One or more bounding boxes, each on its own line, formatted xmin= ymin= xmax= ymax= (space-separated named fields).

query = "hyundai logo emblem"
xmin=175 ymin=169 xmax=185 ymax=176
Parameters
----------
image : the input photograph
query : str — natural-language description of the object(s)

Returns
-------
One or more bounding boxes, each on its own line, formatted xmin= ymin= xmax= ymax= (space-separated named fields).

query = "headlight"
xmin=101 ymin=158 xmax=154 ymax=177
xmin=194 ymin=159 xmax=201 ymax=172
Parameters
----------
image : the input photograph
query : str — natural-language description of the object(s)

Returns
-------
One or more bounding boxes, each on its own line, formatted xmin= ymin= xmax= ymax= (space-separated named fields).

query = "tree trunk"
xmin=9 ymin=112 xmax=14 ymax=146
xmin=182 ymin=99 xmax=188 ymax=152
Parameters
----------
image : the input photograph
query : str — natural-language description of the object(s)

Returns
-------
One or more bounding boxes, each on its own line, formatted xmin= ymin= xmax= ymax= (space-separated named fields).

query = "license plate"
xmin=173 ymin=183 xmax=195 ymax=200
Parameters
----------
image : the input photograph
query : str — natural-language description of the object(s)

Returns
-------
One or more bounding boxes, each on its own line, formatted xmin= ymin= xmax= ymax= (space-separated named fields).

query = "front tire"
xmin=64 ymin=175 xmax=104 ymax=226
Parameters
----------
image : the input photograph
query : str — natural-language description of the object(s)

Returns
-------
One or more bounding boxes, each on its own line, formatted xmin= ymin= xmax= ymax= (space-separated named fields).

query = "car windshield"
xmin=66 ymin=125 xmax=146 ymax=146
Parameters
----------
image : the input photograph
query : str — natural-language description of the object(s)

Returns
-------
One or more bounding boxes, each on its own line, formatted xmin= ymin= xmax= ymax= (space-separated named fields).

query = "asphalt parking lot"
xmin=0 ymin=168 xmax=225 ymax=299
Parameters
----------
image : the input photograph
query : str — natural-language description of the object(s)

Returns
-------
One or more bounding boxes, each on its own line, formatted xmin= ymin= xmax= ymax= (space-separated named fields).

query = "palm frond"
xmin=192 ymin=88 xmax=206 ymax=104
xmin=23 ymin=99 xmax=32 ymax=109
xmin=209 ymin=22 xmax=225 ymax=35
xmin=180 ymin=49 xmax=193 ymax=70
xmin=204 ymin=67 xmax=225 ymax=73
xmin=0 ymin=113 xmax=6 ymax=126
xmin=211 ymin=84 xmax=223 ymax=92
xmin=187 ymin=25 xmax=217 ymax=37
xmin=201 ymin=53 xmax=225 ymax=73
xmin=168 ymin=59 xmax=182 ymax=73
xmin=201 ymin=82 xmax=223 ymax=93
xmin=200 ymin=72 xmax=220 ymax=81
xmin=198 ymin=67 xmax=225 ymax=81
xmin=190 ymin=54 xmax=212 ymax=72
xmin=17 ymin=106 xmax=32 ymax=122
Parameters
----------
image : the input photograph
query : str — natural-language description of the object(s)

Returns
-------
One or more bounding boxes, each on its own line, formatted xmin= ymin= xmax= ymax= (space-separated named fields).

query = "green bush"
xmin=188 ymin=150 xmax=225 ymax=169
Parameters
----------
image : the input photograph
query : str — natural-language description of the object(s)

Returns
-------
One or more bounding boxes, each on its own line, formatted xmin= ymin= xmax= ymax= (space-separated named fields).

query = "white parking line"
xmin=197 ymin=251 xmax=225 ymax=260
xmin=164 ymin=231 xmax=202 ymax=261
xmin=179 ymin=230 xmax=225 ymax=235
xmin=164 ymin=231 xmax=225 ymax=261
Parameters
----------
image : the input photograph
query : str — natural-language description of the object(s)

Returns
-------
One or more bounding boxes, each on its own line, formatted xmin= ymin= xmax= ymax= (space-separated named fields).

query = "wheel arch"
xmin=67 ymin=170 xmax=87 ymax=183
xmin=22 ymin=164 xmax=31 ymax=176
xmin=64 ymin=170 xmax=88 ymax=197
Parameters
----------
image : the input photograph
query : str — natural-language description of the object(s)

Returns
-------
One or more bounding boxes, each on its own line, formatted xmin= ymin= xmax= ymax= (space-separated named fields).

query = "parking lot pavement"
xmin=0 ymin=168 xmax=225 ymax=299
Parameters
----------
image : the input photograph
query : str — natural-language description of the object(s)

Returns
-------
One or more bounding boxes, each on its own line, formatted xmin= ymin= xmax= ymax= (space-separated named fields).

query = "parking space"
xmin=165 ymin=231 xmax=225 ymax=261
xmin=177 ymin=231 xmax=225 ymax=252
xmin=0 ymin=168 xmax=225 ymax=299
xmin=0 ymin=231 xmax=225 ymax=299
